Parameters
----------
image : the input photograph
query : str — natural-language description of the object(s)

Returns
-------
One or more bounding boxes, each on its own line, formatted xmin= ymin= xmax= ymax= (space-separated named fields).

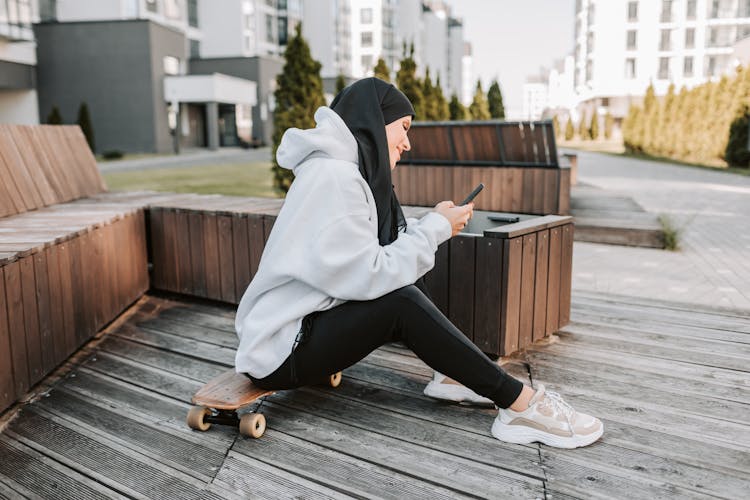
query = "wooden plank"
xmin=217 ymin=215 xmax=236 ymax=303
xmin=56 ymin=242 xmax=77 ymax=357
xmin=29 ymin=126 xmax=77 ymax=202
xmin=558 ymin=168 xmax=571 ymax=215
xmin=68 ymin=235 xmax=88 ymax=348
xmin=518 ymin=233 xmax=537 ymax=349
xmin=448 ymin=236 xmax=476 ymax=342
xmin=202 ymin=214 xmax=221 ymax=300
xmin=521 ymin=168 xmax=534 ymax=213
xmin=0 ymin=126 xmax=43 ymax=211
xmin=148 ymin=208 xmax=166 ymax=290
xmin=510 ymin=168 xmax=523 ymax=212
xmin=161 ymin=210 xmax=180 ymax=293
xmin=532 ymin=229 xmax=549 ymax=341
xmin=15 ymin=125 xmax=66 ymax=202
xmin=542 ymin=169 xmax=558 ymax=215
xmin=473 ymin=237 xmax=502 ymax=355
xmin=262 ymin=215 xmax=276 ymax=244
xmin=559 ymin=224 xmax=574 ymax=327
xmin=62 ymin=126 xmax=108 ymax=194
xmin=500 ymin=237 xmax=522 ymax=355
xmin=134 ymin=210 xmax=150 ymax=295
xmin=245 ymin=214 xmax=264 ymax=282
xmin=33 ymin=250 xmax=55 ymax=375
xmin=7 ymin=126 xmax=58 ymax=206
xmin=0 ymin=151 xmax=27 ymax=215
xmin=531 ymin=168 xmax=545 ymax=214
xmin=42 ymin=126 xmax=85 ymax=199
xmin=546 ymin=227 xmax=562 ymax=335
xmin=5 ymin=262 xmax=29 ymax=398
xmin=90 ymin=227 xmax=105 ymax=331
xmin=521 ymin=123 xmax=535 ymax=162
xmin=19 ymin=255 xmax=42 ymax=385
xmin=188 ymin=212 xmax=207 ymax=298
xmin=0 ymin=267 xmax=15 ymax=411
xmin=232 ymin=214 xmax=251 ymax=302
xmin=484 ymin=215 xmax=573 ymax=239
xmin=45 ymin=245 xmax=66 ymax=367
xmin=174 ymin=210 xmax=192 ymax=295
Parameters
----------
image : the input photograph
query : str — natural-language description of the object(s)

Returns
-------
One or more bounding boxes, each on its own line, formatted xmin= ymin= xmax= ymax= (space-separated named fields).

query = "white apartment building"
xmin=303 ymin=0 xmax=470 ymax=103
xmin=522 ymin=79 xmax=549 ymax=121
xmin=575 ymin=0 xmax=750 ymax=120
xmin=1 ymin=0 xmax=39 ymax=124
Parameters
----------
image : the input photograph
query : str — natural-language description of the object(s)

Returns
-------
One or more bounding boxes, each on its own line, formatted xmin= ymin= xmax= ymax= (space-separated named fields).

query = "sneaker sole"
xmin=491 ymin=418 xmax=603 ymax=449
xmin=423 ymin=382 xmax=495 ymax=407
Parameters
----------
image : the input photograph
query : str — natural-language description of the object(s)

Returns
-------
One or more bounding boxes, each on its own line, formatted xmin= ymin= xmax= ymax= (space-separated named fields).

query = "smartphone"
xmin=460 ymin=183 xmax=484 ymax=206
xmin=487 ymin=214 xmax=520 ymax=223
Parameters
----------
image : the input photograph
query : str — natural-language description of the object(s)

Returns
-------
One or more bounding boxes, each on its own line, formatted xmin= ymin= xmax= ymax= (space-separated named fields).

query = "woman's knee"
xmin=384 ymin=284 xmax=431 ymax=310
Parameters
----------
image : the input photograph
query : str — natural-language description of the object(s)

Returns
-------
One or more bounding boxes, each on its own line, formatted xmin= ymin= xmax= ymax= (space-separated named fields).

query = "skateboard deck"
xmin=187 ymin=368 xmax=342 ymax=438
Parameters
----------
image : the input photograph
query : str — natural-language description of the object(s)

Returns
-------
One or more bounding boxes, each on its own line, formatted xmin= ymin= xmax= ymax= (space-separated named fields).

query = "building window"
xmin=278 ymin=0 xmax=287 ymax=10
xmin=361 ymin=31 xmax=373 ymax=47
xmin=576 ymin=0 xmax=582 ymax=13
xmin=587 ymin=3 xmax=595 ymax=24
xmin=278 ymin=16 xmax=288 ymax=45
xmin=164 ymin=0 xmax=180 ymax=19
xmin=587 ymin=31 xmax=594 ymax=53
xmin=361 ymin=54 xmax=373 ymax=70
xmin=245 ymin=14 xmax=253 ymax=30
xmin=740 ymin=0 xmax=750 ymax=17
xmin=39 ymin=0 xmax=57 ymax=22
xmin=586 ymin=59 xmax=593 ymax=81
xmin=685 ymin=27 xmax=695 ymax=48
xmin=626 ymin=30 xmax=637 ymax=50
xmin=244 ymin=34 xmax=254 ymax=52
xmin=684 ymin=56 xmax=694 ymax=76
xmin=709 ymin=0 xmax=720 ymax=18
xmin=659 ymin=29 xmax=671 ymax=50
xmin=705 ymin=55 xmax=717 ymax=76
xmin=687 ymin=0 xmax=697 ymax=19
xmin=265 ymin=0 xmax=275 ymax=7
xmin=188 ymin=0 xmax=198 ymax=27
xmin=625 ymin=58 xmax=636 ymax=78
xmin=163 ymin=56 xmax=180 ymax=75
xmin=660 ymin=0 xmax=672 ymax=22
xmin=658 ymin=57 xmax=670 ymax=79
xmin=361 ymin=7 xmax=373 ymax=24
xmin=627 ymin=1 xmax=638 ymax=21
xmin=266 ymin=14 xmax=274 ymax=43
xmin=146 ymin=0 xmax=158 ymax=13
xmin=190 ymin=39 xmax=200 ymax=57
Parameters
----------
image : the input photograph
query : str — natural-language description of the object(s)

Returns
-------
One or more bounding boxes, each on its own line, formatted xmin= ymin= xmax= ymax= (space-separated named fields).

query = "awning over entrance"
xmin=163 ymin=73 xmax=257 ymax=106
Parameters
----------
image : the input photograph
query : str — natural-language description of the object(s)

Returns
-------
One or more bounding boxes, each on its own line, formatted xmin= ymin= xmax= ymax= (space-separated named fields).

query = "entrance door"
xmin=218 ymin=103 xmax=239 ymax=147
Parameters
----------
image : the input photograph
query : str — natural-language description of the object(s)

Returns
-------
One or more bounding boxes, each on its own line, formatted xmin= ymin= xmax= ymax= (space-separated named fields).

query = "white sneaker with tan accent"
xmin=423 ymin=371 xmax=495 ymax=406
xmin=492 ymin=385 xmax=603 ymax=448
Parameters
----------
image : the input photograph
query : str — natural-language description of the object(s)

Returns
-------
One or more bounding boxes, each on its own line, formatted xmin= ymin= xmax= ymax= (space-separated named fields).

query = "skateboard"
xmin=186 ymin=369 xmax=343 ymax=438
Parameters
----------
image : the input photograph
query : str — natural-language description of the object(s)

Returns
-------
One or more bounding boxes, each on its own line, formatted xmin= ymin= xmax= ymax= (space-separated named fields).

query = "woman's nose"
xmin=403 ymin=137 xmax=411 ymax=152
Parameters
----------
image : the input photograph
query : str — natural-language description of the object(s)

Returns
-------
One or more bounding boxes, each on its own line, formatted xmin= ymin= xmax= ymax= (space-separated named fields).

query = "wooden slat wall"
xmin=0 ymin=210 xmax=149 ymax=414
xmin=392 ymin=165 xmax=567 ymax=215
xmin=148 ymin=195 xmax=574 ymax=359
xmin=0 ymin=124 xmax=107 ymax=217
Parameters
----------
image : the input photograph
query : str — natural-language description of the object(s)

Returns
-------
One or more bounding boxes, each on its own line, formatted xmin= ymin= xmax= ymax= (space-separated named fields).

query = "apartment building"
xmin=575 ymin=0 xmax=750 ymax=120
xmin=302 ymin=0 xmax=471 ymax=103
xmin=34 ymin=0 xmax=298 ymax=153
xmin=0 ymin=0 xmax=39 ymax=124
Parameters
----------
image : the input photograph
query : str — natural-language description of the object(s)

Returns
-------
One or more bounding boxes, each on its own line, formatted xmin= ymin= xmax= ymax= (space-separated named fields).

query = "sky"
xmin=449 ymin=0 xmax=576 ymax=119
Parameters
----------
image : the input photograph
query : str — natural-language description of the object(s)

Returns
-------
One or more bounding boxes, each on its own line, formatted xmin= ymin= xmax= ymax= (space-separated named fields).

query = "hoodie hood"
xmin=276 ymin=107 xmax=358 ymax=174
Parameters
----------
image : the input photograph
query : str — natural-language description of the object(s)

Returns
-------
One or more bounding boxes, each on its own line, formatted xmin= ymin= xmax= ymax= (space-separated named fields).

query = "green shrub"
xmin=102 ymin=150 xmax=124 ymax=160
xmin=724 ymin=108 xmax=750 ymax=167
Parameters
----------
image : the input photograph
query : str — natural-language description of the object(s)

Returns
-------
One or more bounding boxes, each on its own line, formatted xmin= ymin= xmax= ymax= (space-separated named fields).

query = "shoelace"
xmin=540 ymin=389 xmax=576 ymax=432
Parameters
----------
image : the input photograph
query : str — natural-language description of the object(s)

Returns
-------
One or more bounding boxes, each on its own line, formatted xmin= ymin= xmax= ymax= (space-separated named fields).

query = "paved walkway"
xmin=570 ymin=151 xmax=750 ymax=312
xmin=98 ymin=147 xmax=272 ymax=173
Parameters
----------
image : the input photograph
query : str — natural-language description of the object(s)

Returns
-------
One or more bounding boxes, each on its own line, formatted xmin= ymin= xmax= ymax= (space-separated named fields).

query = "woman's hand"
xmin=434 ymin=201 xmax=474 ymax=237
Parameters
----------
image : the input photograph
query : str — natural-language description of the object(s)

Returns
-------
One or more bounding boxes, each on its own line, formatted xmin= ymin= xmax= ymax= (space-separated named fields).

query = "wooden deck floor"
xmin=0 ymin=292 xmax=748 ymax=499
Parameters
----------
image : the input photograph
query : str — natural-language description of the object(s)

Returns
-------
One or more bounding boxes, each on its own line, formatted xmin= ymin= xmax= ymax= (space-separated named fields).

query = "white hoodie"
xmin=234 ymin=107 xmax=452 ymax=378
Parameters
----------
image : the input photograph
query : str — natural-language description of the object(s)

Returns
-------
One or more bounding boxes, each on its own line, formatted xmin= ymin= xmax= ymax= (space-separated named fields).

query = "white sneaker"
xmin=492 ymin=385 xmax=603 ymax=448
xmin=423 ymin=371 xmax=494 ymax=406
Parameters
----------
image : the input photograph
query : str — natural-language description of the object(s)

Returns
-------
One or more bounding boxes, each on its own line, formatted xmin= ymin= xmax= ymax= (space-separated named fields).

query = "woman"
xmin=235 ymin=78 xmax=602 ymax=449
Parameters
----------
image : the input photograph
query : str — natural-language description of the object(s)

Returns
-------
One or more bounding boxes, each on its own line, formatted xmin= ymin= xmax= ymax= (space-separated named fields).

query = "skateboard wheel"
xmin=187 ymin=406 xmax=211 ymax=431
xmin=329 ymin=371 xmax=342 ymax=388
xmin=240 ymin=413 xmax=266 ymax=438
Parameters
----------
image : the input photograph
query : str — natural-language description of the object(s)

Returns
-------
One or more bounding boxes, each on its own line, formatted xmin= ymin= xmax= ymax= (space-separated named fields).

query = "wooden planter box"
xmin=149 ymin=196 xmax=573 ymax=359
xmin=391 ymin=120 xmax=570 ymax=215
xmin=408 ymin=207 xmax=574 ymax=357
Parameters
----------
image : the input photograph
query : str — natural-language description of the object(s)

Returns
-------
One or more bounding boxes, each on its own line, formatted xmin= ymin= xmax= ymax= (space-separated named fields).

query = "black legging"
xmin=247 ymin=280 xmax=525 ymax=409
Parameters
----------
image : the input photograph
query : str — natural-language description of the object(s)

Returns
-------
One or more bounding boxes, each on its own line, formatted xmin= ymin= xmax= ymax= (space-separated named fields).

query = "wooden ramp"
xmin=0 ymin=292 xmax=747 ymax=498
xmin=571 ymin=184 xmax=665 ymax=248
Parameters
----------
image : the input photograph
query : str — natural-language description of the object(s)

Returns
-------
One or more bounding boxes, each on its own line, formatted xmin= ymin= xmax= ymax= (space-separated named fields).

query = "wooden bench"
xmin=392 ymin=120 xmax=571 ymax=215
xmin=0 ymin=125 xmax=149 ymax=413
xmin=146 ymin=195 xmax=573 ymax=358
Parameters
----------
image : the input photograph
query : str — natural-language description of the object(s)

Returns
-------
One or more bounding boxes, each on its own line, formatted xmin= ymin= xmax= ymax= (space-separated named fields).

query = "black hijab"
xmin=330 ymin=77 xmax=415 ymax=245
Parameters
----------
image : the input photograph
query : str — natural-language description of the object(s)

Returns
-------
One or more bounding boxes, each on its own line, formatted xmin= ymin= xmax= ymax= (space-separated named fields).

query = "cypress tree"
xmin=335 ymin=74 xmax=347 ymax=94
xmin=449 ymin=93 xmax=466 ymax=120
xmin=396 ymin=42 xmax=424 ymax=120
xmin=434 ymin=75 xmax=450 ymax=120
xmin=373 ymin=57 xmax=390 ymax=82
xmin=622 ymin=105 xmax=641 ymax=151
xmin=487 ymin=80 xmax=505 ymax=119
xmin=724 ymin=105 xmax=750 ymax=167
xmin=604 ymin=112 xmax=614 ymax=140
xmin=672 ymin=86 xmax=689 ymax=158
xmin=589 ymin=111 xmax=599 ymax=140
xmin=47 ymin=106 xmax=63 ymax=125
xmin=76 ymin=102 xmax=95 ymax=152
xmin=578 ymin=111 xmax=589 ymax=140
xmin=468 ymin=81 xmax=490 ymax=120
xmin=642 ymin=83 xmax=657 ymax=152
xmin=422 ymin=67 xmax=438 ymax=120
xmin=552 ymin=115 xmax=561 ymax=138
xmin=272 ymin=24 xmax=326 ymax=192
xmin=565 ymin=116 xmax=575 ymax=140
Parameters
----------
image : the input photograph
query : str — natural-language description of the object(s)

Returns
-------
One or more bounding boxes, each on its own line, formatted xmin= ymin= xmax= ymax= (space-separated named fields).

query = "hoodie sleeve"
xmin=294 ymin=210 xmax=452 ymax=301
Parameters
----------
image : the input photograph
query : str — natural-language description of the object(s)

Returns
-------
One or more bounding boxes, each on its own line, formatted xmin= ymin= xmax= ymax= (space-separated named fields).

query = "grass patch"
xmin=102 ymin=162 xmax=282 ymax=198
xmin=658 ymin=214 xmax=682 ymax=251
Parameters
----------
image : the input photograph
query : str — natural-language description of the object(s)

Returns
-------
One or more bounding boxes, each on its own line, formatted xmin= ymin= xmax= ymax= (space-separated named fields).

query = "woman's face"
xmin=385 ymin=115 xmax=412 ymax=170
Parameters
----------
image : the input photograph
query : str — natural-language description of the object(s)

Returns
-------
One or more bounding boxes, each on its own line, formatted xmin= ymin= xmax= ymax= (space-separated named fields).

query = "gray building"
xmin=1 ymin=0 xmax=39 ymax=125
